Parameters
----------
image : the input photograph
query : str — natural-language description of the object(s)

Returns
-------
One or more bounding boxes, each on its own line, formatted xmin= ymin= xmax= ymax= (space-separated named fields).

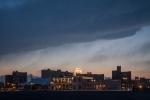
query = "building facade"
xmin=76 ymin=72 xmax=104 ymax=81
xmin=0 ymin=82 xmax=4 ymax=89
xmin=5 ymin=75 xmax=14 ymax=88
xmin=12 ymin=71 xmax=27 ymax=88
xmin=49 ymin=76 xmax=120 ymax=91
xmin=41 ymin=69 xmax=73 ymax=78
xmin=112 ymin=66 xmax=131 ymax=90
xmin=50 ymin=77 xmax=73 ymax=90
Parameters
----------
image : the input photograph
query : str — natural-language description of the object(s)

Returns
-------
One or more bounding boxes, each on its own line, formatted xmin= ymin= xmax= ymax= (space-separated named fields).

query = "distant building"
xmin=5 ymin=75 xmax=13 ymax=88
xmin=50 ymin=77 xmax=73 ymax=90
xmin=112 ymin=66 xmax=131 ymax=90
xmin=112 ymin=66 xmax=131 ymax=81
xmin=12 ymin=71 xmax=27 ymax=88
xmin=139 ymin=77 xmax=150 ymax=90
xmin=22 ymin=75 xmax=120 ymax=91
xmin=50 ymin=76 xmax=120 ymax=91
xmin=0 ymin=76 xmax=5 ymax=87
xmin=0 ymin=82 xmax=4 ymax=89
xmin=23 ymin=78 xmax=51 ymax=90
xmin=135 ymin=76 xmax=139 ymax=80
xmin=112 ymin=66 xmax=121 ymax=80
xmin=27 ymin=74 xmax=33 ymax=82
xmin=76 ymin=72 xmax=104 ymax=80
xmin=41 ymin=69 xmax=73 ymax=78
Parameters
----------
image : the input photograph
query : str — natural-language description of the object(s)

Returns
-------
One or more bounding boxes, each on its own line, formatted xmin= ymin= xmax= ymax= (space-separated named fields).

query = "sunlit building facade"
xmin=49 ymin=76 xmax=121 ymax=91
xmin=50 ymin=77 xmax=73 ymax=90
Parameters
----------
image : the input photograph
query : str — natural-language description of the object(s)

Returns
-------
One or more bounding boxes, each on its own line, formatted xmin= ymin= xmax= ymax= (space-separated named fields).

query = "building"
xmin=0 ymin=82 xmax=4 ymax=89
xmin=50 ymin=76 xmax=120 ymax=91
xmin=112 ymin=66 xmax=131 ymax=90
xmin=135 ymin=76 xmax=139 ymax=80
xmin=41 ymin=69 xmax=73 ymax=78
xmin=5 ymin=75 xmax=14 ymax=88
xmin=50 ymin=77 xmax=73 ymax=90
xmin=23 ymin=78 xmax=51 ymax=90
xmin=112 ymin=66 xmax=131 ymax=82
xmin=82 ymin=79 xmax=121 ymax=90
xmin=22 ymin=75 xmax=121 ymax=91
xmin=112 ymin=66 xmax=121 ymax=80
xmin=139 ymin=77 xmax=150 ymax=90
xmin=76 ymin=72 xmax=104 ymax=80
xmin=12 ymin=71 xmax=27 ymax=88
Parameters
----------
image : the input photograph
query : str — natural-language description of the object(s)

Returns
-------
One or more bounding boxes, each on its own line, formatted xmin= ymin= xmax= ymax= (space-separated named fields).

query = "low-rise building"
xmin=41 ymin=69 xmax=73 ymax=78
xmin=0 ymin=82 xmax=4 ymax=89
xmin=76 ymin=72 xmax=104 ymax=81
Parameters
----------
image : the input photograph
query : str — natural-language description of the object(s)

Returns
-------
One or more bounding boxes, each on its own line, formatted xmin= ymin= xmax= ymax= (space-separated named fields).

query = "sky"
xmin=0 ymin=0 xmax=150 ymax=78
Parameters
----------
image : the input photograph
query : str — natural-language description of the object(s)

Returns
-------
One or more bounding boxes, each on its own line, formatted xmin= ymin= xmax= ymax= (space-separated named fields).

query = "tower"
xmin=117 ymin=66 xmax=121 ymax=80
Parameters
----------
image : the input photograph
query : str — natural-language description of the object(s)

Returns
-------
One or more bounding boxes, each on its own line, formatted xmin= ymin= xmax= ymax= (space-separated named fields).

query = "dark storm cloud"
xmin=1 ymin=0 xmax=150 ymax=55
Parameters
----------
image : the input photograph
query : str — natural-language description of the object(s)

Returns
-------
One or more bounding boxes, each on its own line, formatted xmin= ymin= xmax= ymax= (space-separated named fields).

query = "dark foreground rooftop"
xmin=0 ymin=91 xmax=150 ymax=100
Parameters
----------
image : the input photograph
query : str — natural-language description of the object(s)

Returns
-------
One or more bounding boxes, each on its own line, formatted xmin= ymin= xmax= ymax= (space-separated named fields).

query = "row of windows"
xmin=53 ymin=78 xmax=72 ymax=83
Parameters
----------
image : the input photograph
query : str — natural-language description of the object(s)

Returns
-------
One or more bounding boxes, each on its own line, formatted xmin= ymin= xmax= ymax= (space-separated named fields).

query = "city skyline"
xmin=0 ymin=0 xmax=150 ymax=78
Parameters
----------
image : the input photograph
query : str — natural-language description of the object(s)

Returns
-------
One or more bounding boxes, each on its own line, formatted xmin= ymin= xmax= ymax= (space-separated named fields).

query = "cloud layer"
xmin=1 ymin=0 xmax=150 ymax=55
xmin=0 ymin=26 xmax=150 ymax=78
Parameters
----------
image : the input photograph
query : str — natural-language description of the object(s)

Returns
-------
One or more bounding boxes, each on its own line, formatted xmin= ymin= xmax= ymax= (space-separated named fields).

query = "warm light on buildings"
xmin=139 ymin=86 xmax=142 ymax=88
xmin=123 ymin=77 xmax=127 ymax=80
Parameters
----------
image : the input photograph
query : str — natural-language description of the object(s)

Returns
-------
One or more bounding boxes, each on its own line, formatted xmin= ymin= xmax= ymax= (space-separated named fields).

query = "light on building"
xmin=73 ymin=68 xmax=82 ymax=76
xmin=31 ymin=82 xmax=34 ymax=85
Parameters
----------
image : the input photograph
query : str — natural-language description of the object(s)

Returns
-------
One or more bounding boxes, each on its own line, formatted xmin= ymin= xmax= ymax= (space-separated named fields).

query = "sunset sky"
xmin=0 ymin=0 xmax=150 ymax=78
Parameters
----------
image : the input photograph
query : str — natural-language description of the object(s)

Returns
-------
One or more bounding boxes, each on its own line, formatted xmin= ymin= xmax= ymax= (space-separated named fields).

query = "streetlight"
xmin=31 ymin=82 xmax=34 ymax=91
xmin=91 ymin=79 xmax=96 ymax=90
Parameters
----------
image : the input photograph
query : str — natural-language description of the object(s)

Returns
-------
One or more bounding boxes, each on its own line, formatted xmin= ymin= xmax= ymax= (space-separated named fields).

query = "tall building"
xmin=121 ymin=71 xmax=131 ymax=82
xmin=112 ymin=66 xmax=131 ymax=81
xmin=112 ymin=66 xmax=121 ymax=80
xmin=112 ymin=66 xmax=131 ymax=90
xmin=5 ymin=75 xmax=13 ymax=88
xmin=12 ymin=71 xmax=27 ymax=88
xmin=41 ymin=69 xmax=73 ymax=78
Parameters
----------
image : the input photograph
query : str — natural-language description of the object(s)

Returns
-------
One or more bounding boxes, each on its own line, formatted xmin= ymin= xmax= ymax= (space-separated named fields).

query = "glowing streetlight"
xmin=31 ymin=82 xmax=34 ymax=91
